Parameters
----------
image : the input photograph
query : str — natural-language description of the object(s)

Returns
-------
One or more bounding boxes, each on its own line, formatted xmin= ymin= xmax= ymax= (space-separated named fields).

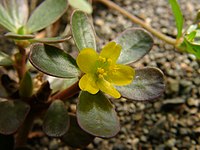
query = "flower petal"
xmin=97 ymin=79 xmax=121 ymax=98
xmin=79 ymin=74 xmax=99 ymax=94
xmin=108 ymin=65 xmax=135 ymax=86
xmin=100 ymin=41 xmax=121 ymax=63
xmin=77 ymin=48 xmax=98 ymax=73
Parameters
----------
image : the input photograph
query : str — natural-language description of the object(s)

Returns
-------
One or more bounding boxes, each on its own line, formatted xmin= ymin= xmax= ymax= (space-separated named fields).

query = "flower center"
xmin=96 ymin=56 xmax=115 ymax=79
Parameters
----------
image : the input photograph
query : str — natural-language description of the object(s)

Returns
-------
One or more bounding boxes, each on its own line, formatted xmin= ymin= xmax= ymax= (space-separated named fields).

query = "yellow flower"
xmin=76 ymin=41 xmax=135 ymax=98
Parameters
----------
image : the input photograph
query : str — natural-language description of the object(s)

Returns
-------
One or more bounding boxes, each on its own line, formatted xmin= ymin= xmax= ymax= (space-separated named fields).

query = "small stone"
xmin=167 ymin=78 xmax=179 ymax=93
xmin=132 ymin=113 xmax=143 ymax=121
xmin=166 ymin=138 xmax=176 ymax=147
xmin=187 ymin=98 xmax=199 ymax=107
xmin=49 ymin=139 xmax=60 ymax=150
xmin=95 ymin=18 xmax=104 ymax=26
xmin=132 ymin=138 xmax=139 ymax=145
xmin=140 ymin=135 xmax=147 ymax=142
xmin=194 ymin=127 xmax=200 ymax=133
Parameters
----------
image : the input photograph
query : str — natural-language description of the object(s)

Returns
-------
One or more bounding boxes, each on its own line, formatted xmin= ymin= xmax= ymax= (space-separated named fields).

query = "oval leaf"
xmin=26 ymin=0 xmax=68 ymax=33
xmin=4 ymin=32 xmax=35 ymax=40
xmin=116 ymin=67 xmax=165 ymax=101
xmin=1 ymin=0 xmax=29 ymax=29
xmin=0 ymin=4 xmax=16 ymax=32
xmin=69 ymin=0 xmax=92 ymax=14
xmin=29 ymin=43 xmax=80 ymax=78
xmin=71 ymin=10 xmax=96 ymax=51
xmin=19 ymin=71 xmax=33 ymax=98
xmin=43 ymin=100 xmax=69 ymax=137
xmin=114 ymin=28 xmax=153 ymax=64
xmin=77 ymin=91 xmax=120 ymax=138
xmin=0 ymin=100 xmax=30 ymax=134
xmin=0 ymin=51 xmax=13 ymax=66
xmin=62 ymin=114 xmax=94 ymax=148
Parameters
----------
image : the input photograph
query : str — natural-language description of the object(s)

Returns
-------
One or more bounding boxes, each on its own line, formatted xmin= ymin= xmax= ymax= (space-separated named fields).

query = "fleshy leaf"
xmin=71 ymin=10 xmax=96 ymax=51
xmin=115 ymin=28 xmax=153 ymax=64
xmin=26 ymin=0 xmax=68 ymax=33
xmin=69 ymin=0 xmax=92 ymax=14
xmin=179 ymin=24 xmax=200 ymax=58
xmin=19 ymin=71 xmax=33 ymax=98
xmin=1 ymin=0 xmax=28 ymax=29
xmin=29 ymin=43 xmax=80 ymax=78
xmin=0 ymin=100 xmax=30 ymax=134
xmin=0 ymin=4 xmax=16 ymax=32
xmin=0 ymin=51 xmax=13 ymax=66
xmin=0 ymin=134 xmax=14 ymax=150
xmin=116 ymin=67 xmax=165 ymax=101
xmin=169 ymin=0 xmax=183 ymax=38
xmin=77 ymin=91 xmax=120 ymax=138
xmin=62 ymin=114 xmax=94 ymax=148
xmin=31 ymin=36 xmax=71 ymax=43
xmin=43 ymin=100 xmax=69 ymax=137
xmin=4 ymin=32 xmax=35 ymax=40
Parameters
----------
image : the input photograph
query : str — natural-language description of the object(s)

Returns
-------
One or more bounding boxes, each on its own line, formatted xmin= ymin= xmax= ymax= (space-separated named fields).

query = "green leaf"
xmin=1 ymin=0 xmax=29 ymax=29
xmin=169 ymin=0 xmax=184 ymax=38
xmin=19 ymin=71 xmax=33 ymax=98
xmin=0 ymin=134 xmax=14 ymax=150
xmin=181 ymin=38 xmax=200 ymax=59
xmin=0 ymin=4 xmax=16 ymax=32
xmin=0 ymin=51 xmax=13 ymax=66
xmin=43 ymin=100 xmax=69 ymax=137
xmin=180 ymin=24 xmax=200 ymax=58
xmin=77 ymin=91 xmax=120 ymax=138
xmin=4 ymin=32 xmax=35 ymax=40
xmin=29 ymin=43 xmax=80 ymax=78
xmin=26 ymin=0 xmax=68 ymax=33
xmin=115 ymin=28 xmax=153 ymax=64
xmin=62 ymin=114 xmax=94 ymax=148
xmin=0 ymin=100 xmax=30 ymax=134
xmin=69 ymin=0 xmax=92 ymax=14
xmin=116 ymin=67 xmax=165 ymax=101
xmin=71 ymin=10 xmax=96 ymax=51
xmin=31 ymin=36 xmax=71 ymax=43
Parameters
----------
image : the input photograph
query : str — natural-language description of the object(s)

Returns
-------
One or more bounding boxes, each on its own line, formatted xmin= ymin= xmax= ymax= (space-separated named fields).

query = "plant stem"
xmin=95 ymin=0 xmax=177 ymax=46
xmin=15 ymin=45 xmax=26 ymax=80
xmin=50 ymin=81 xmax=80 ymax=101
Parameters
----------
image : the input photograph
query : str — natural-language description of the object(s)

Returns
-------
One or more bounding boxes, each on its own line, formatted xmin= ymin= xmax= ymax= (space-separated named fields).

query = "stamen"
xmin=97 ymin=68 xmax=105 ymax=74
xmin=107 ymin=58 xmax=112 ymax=63
xmin=98 ymin=56 xmax=106 ymax=63
xmin=98 ymin=74 xmax=104 ymax=79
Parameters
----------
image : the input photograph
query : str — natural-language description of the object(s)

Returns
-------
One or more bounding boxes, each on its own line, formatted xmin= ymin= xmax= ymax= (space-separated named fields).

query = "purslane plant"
xmin=0 ymin=0 xmax=165 ymax=149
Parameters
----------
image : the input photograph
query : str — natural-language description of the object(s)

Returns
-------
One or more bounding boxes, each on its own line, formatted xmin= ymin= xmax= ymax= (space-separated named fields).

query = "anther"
xmin=98 ymin=56 xmax=106 ymax=63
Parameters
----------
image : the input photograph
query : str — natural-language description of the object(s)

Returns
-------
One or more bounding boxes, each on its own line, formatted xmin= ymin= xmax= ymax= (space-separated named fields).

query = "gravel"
xmin=1 ymin=0 xmax=199 ymax=149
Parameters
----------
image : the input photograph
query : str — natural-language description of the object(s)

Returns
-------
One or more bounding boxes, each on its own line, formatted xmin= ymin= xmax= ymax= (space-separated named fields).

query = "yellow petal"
xmin=108 ymin=64 xmax=135 ymax=86
xmin=79 ymin=74 xmax=99 ymax=94
xmin=100 ymin=41 xmax=121 ymax=63
xmin=76 ymin=48 xmax=98 ymax=73
xmin=97 ymin=79 xmax=121 ymax=98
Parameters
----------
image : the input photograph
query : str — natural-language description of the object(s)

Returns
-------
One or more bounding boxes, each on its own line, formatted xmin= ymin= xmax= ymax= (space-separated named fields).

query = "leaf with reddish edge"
xmin=116 ymin=67 xmax=165 ymax=101
xmin=0 ymin=100 xmax=30 ymax=135
xmin=114 ymin=28 xmax=153 ymax=64
xmin=77 ymin=91 xmax=120 ymax=138
xmin=62 ymin=114 xmax=94 ymax=148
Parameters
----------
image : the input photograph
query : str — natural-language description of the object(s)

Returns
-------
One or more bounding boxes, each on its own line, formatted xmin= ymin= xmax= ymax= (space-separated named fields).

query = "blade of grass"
xmin=169 ymin=0 xmax=184 ymax=38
